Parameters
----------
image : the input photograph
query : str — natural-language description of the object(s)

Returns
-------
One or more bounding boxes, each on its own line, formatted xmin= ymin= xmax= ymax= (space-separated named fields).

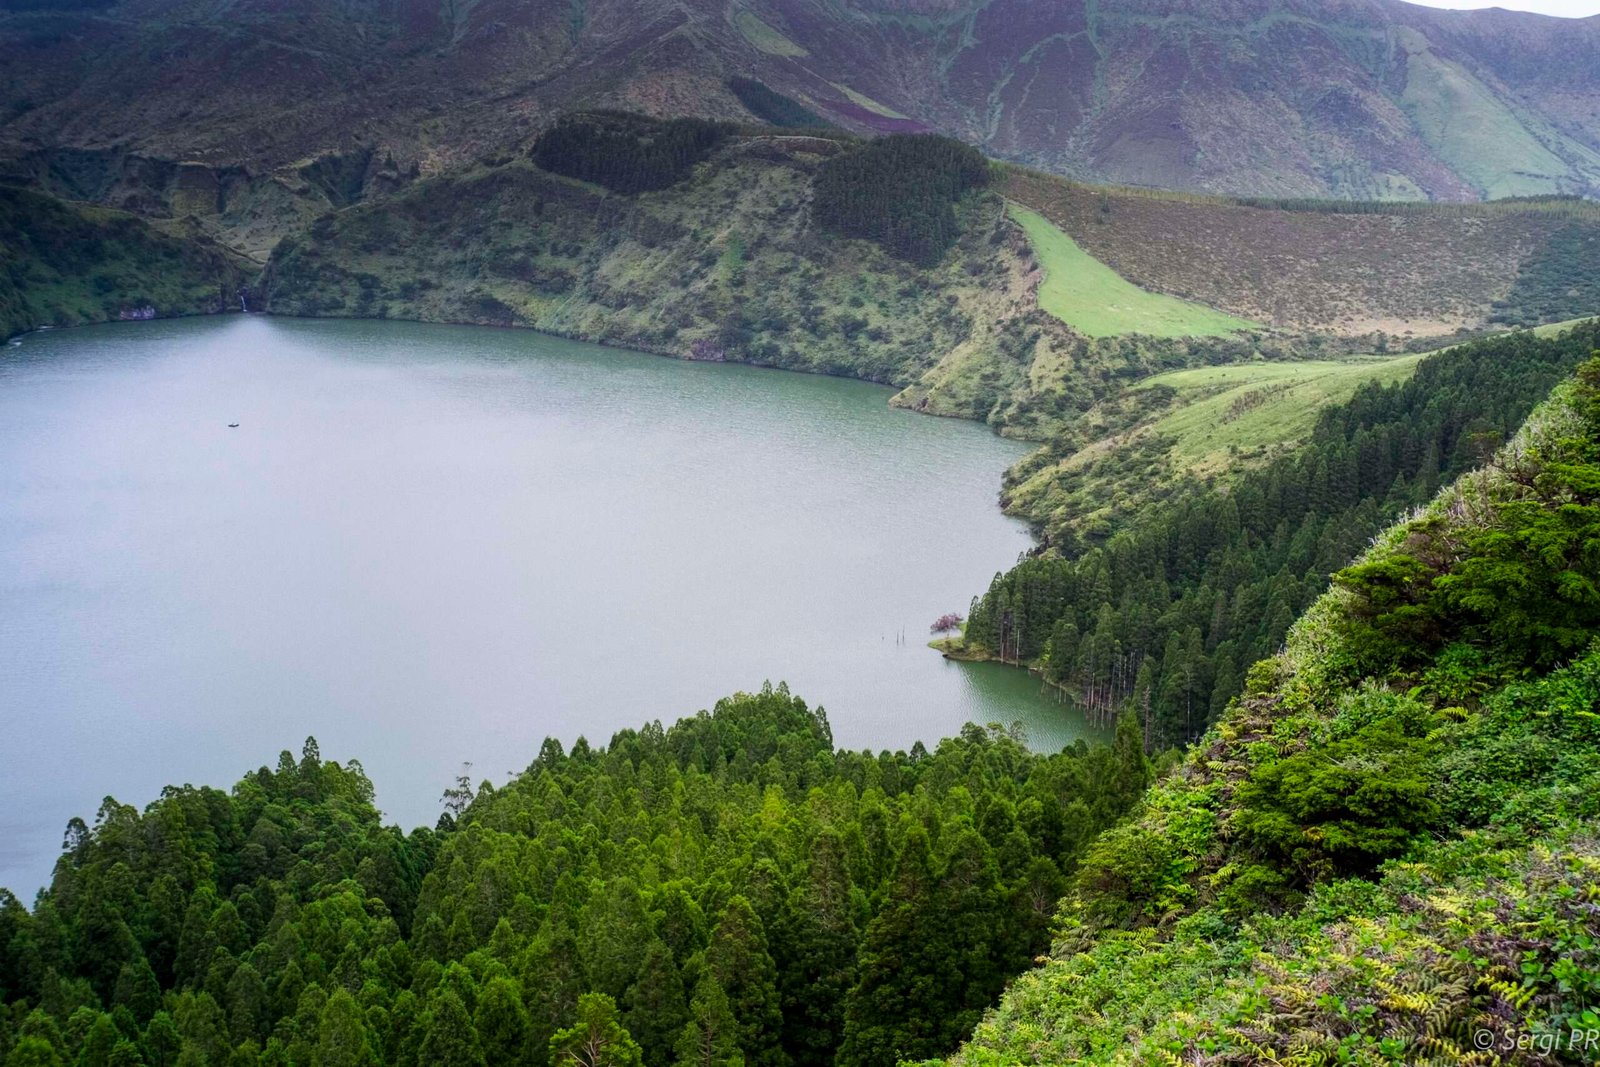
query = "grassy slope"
xmin=0 ymin=186 xmax=244 ymax=340
xmin=1004 ymin=167 xmax=1600 ymax=337
xmin=1008 ymin=204 xmax=1255 ymax=339
xmin=931 ymin=364 xmax=1600 ymax=1066
xmin=1004 ymin=203 xmax=1254 ymax=337
xmin=1397 ymin=44 xmax=1572 ymax=201
xmin=999 ymin=307 xmax=1599 ymax=544
xmin=1001 ymin=350 xmax=1428 ymax=544
xmin=1137 ymin=356 xmax=1423 ymax=470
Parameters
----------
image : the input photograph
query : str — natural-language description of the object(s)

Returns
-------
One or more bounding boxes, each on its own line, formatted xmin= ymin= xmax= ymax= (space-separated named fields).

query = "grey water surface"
xmin=0 ymin=316 xmax=1105 ymax=896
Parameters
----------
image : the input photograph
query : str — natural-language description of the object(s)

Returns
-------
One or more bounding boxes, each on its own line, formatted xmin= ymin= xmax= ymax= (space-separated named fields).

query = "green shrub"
xmin=1234 ymin=719 xmax=1438 ymax=880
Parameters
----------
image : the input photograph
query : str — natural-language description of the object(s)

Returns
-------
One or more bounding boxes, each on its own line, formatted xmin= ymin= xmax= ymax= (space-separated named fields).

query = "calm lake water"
xmin=0 ymin=315 xmax=1105 ymax=896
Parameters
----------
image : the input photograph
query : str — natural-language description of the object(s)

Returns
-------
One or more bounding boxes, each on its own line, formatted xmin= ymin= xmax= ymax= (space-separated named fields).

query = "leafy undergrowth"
xmin=932 ymin=355 xmax=1600 ymax=1066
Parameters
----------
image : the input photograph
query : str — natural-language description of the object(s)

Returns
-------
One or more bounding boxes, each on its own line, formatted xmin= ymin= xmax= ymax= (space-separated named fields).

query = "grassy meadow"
xmin=1008 ymin=204 xmax=1255 ymax=338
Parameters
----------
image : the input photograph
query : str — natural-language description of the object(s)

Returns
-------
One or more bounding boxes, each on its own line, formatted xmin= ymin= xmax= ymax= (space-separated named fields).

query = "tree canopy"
xmin=0 ymin=688 xmax=1145 ymax=1067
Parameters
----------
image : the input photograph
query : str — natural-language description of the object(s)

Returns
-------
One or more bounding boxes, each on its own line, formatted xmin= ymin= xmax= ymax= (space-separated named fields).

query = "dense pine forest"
xmin=965 ymin=321 xmax=1600 ymax=746
xmin=0 ymin=689 xmax=1151 ymax=1067
xmin=530 ymin=114 xmax=732 ymax=196
xmin=725 ymin=80 xmax=824 ymax=130
xmin=811 ymin=137 xmax=990 ymax=266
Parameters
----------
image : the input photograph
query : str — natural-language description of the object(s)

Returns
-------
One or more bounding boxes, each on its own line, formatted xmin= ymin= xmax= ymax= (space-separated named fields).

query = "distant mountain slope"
xmin=1 ymin=0 xmax=1597 ymax=201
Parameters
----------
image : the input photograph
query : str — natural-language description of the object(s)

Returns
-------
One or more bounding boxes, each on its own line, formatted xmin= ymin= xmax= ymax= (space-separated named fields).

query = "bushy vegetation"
xmin=530 ymin=113 xmax=731 ymax=195
xmin=927 ymin=355 xmax=1600 ymax=1067
xmin=1001 ymin=168 xmax=1599 ymax=335
xmin=0 ymin=687 xmax=1151 ymax=1067
xmin=965 ymin=321 xmax=1600 ymax=747
xmin=1492 ymin=221 xmax=1600 ymax=328
xmin=812 ymin=136 xmax=989 ymax=266
xmin=1334 ymin=356 xmax=1600 ymax=675
xmin=0 ymin=187 xmax=241 ymax=339
xmin=726 ymin=79 xmax=824 ymax=129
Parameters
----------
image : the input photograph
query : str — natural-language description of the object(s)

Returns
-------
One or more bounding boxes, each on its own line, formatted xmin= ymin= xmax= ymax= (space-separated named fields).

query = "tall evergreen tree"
xmin=704 ymin=899 xmax=784 ymax=1067
xmin=418 ymin=992 xmax=484 ymax=1067
xmin=549 ymin=994 xmax=642 ymax=1067
xmin=671 ymin=976 xmax=743 ymax=1067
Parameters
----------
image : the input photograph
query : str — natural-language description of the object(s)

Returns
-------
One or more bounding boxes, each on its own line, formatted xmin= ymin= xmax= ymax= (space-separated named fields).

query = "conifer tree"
xmin=418 ymin=991 xmax=484 ymax=1067
xmin=549 ymin=994 xmax=642 ymax=1067
xmin=623 ymin=941 xmax=688 ymax=1067
xmin=704 ymin=899 xmax=784 ymax=1067
xmin=473 ymin=977 xmax=532 ymax=1066
xmin=671 ymin=976 xmax=743 ymax=1067
xmin=312 ymin=990 xmax=374 ymax=1067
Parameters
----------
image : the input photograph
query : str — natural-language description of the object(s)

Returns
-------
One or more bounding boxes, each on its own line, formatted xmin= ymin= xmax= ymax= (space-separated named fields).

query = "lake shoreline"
xmin=0 ymin=315 xmax=1097 ymax=896
xmin=10 ymin=306 xmax=1041 ymax=438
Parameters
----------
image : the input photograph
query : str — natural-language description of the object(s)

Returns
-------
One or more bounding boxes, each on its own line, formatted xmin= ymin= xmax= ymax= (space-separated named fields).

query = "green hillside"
xmin=0 ymin=186 xmax=244 ymax=340
xmin=930 ymin=350 xmax=1600 ymax=1066
xmin=968 ymin=321 xmax=1600 ymax=745
xmin=1009 ymin=205 xmax=1255 ymax=339
xmin=258 ymin=125 xmax=1304 ymax=442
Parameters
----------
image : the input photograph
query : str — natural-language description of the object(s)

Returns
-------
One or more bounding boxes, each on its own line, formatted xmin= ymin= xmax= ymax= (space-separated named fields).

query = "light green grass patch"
xmin=1136 ymin=355 xmax=1424 ymax=472
xmin=1009 ymin=204 xmax=1256 ymax=338
xmin=828 ymin=83 xmax=909 ymax=120
xmin=1398 ymin=44 xmax=1570 ymax=199
xmin=734 ymin=11 xmax=808 ymax=56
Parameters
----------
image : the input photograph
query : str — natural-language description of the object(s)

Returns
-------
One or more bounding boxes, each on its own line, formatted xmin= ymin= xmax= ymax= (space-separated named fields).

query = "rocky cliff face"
xmin=1 ymin=0 xmax=1596 ymax=202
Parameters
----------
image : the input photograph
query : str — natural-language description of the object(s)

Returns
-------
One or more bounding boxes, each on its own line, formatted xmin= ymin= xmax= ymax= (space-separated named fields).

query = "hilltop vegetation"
xmin=1493 ymin=221 xmax=1600 ymax=329
xmin=928 ymin=352 xmax=1600 ymax=1066
xmin=965 ymin=321 xmax=1600 ymax=746
xmin=0 ymin=187 xmax=243 ymax=340
xmin=0 ymin=687 xmax=1151 ymax=1067
xmin=1003 ymin=168 xmax=1600 ymax=336
xmin=725 ymin=80 xmax=824 ymax=130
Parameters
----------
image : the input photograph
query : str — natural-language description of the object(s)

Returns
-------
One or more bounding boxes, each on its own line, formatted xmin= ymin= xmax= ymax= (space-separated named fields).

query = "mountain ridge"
xmin=2 ymin=0 xmax=1598 ymax=205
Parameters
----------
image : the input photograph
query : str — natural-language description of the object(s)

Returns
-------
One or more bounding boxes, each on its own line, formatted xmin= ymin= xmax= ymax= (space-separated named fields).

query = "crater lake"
xmin=0 ymin=315 xmax=1106 ymax=895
